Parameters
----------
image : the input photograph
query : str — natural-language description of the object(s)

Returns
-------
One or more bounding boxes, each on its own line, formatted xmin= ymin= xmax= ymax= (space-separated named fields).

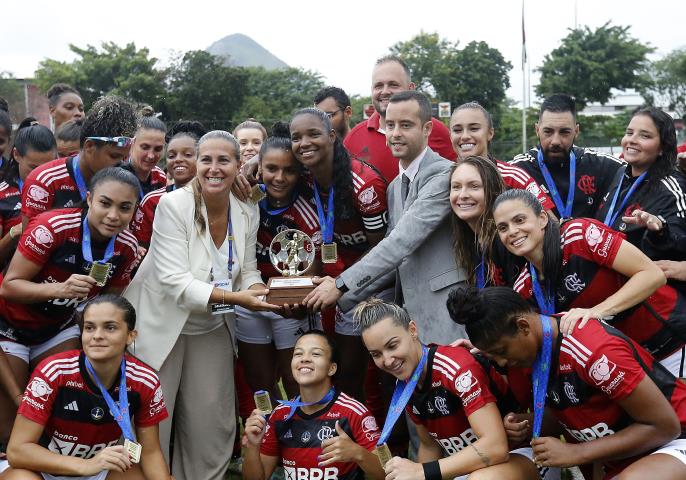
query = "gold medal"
xmin=124 ymin=438 xmax=142 ymax=463
xmin=88 ymin=262 xmax=112 ymax=287
xmin=321 ymin=242 xmax=338 ymax=264
xmin=250 ymin=184 xmax=267 ymax=203
xmin=374 ymin=443 xmax=392 ymax=466
xmin=254 ymin=390 xmax=273 ymax=414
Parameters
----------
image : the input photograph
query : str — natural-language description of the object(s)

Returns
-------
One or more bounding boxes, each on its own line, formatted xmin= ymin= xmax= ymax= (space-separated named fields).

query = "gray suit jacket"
xmin=339 ymin=148 xmax=467 ymax=344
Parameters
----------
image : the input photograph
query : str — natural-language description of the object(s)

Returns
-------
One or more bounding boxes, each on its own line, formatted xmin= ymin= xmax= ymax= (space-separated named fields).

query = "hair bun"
xmin=271 ymin=121 xmax=290 ymax=139
xmin=446 ymin=287 xmax=483 ymax=326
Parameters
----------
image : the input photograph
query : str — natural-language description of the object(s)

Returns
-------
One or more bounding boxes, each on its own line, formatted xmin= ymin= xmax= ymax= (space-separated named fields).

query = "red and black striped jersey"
xmin=261 ymin=391 xmax=379 ymax=480
xmin=495 ymin=159 xmax=554 ymax=211
xmin=512 ymin=218 xmax=686 ymax=360
xmin=0 ymin=180 xmax=22 ymax=233
xmin=130 ymin=185 xmax=174 ymax=246
xmin=303 ymin=159 xmax=388 ymax=277
xmin=21 ymin=157 xmax=83 ymax=219
xmin=121 ymin=163 xmax=168 ymax=199
xmin=407 ymin=345 xmax=517 ymax=457
xmin=0 ymin=209 xmax=138 ymax=342
xmin=18 ymin=350 xmax=167 ymax=459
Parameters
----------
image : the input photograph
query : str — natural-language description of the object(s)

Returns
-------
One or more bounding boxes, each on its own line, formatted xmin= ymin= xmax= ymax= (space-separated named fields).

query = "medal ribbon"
xmin=603 ymin=166 xmax=647 ymax=227
xmin=313 ymin=182 xmax=335 ymax=244
xmin=72 ymin=155 xmax=88 ymax=200
xmin=82 ymin=217 xmax=117 ymax=265
xmin=227 ymin=213 xmax=234 ymax=279
xmin=532 ymin=315 xmax=554 ymax=438
xmin=476 ymin=253 xmax=486 ymax=290
xmin=17 ymin=178 xmax=23 ymax=192
xmin=84 ymin=356 xmax=136 ymax=441
xmin=529 ymin=263 xmax=554 ymax=315
xmin=377 ymin=345 xmax=429 ymax=446
xmin=259 ymin=184 xmax=297 ymax=216
xmin=536 ymin=148 xmax=576 ymax=219
xmin=277 ymin=387 xmax=336 ymax=421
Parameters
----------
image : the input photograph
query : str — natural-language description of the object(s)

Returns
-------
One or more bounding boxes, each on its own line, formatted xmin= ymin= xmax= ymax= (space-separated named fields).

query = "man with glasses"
xmin=314 ymin=86 xmax=353 ymax=140
xmin=344 ymin=56 xmax=456 ymax=182
xmin=21 ymin=96 xmax=137 ymax=223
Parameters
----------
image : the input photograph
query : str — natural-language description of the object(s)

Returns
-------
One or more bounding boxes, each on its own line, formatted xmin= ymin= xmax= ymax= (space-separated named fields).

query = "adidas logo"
xmin=65 ymin=255 xmax=76 ymax=264
xmin=678 ymin=449 xmax=686 ymax=456
xmin=284 ymin=430 xmax=293 ymax=439
xmin=64 ymin=400 xmax=79 ymax=411
xmin=64 ymin=200 xmax=74 ymax=208
xmin=13 ymin=202 xmax=21 ymax=210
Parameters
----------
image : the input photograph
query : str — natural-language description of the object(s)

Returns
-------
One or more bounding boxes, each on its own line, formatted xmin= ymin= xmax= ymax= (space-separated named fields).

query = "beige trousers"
xmin=157 ymin=324 xmax=235 ymax=480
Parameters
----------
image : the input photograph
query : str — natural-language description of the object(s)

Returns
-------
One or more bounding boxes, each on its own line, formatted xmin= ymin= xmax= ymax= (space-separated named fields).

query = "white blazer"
xmin=124 ymin=185 xmax=263 ymax=370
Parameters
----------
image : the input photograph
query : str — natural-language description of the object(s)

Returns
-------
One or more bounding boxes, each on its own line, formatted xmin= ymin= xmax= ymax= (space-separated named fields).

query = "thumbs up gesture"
xmin=318 ymin=420 xmax=363 ymax=466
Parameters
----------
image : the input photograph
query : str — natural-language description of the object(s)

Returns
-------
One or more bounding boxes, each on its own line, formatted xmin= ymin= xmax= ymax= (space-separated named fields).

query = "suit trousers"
xmin=157 ymin=323 xmax=236 ymax=480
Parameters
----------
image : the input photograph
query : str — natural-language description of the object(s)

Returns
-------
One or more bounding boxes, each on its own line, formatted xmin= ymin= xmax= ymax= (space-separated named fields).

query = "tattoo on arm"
xmin=471 ymin=444 xmax=491 ymax=467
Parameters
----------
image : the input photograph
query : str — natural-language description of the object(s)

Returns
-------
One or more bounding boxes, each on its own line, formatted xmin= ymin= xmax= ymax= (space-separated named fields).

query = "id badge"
xmin=124 ymin=438 xmax=142 ymax=463
xmin=89 ymin=262 xmax=112 ymax=287
xmin=211 ymin=279 xmax=234 ymax=315
xmin=321 ymin=242 xmax=338 ymax=264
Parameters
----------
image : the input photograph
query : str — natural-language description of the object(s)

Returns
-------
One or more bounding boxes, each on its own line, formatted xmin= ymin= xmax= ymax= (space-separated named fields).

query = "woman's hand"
xmin=621 ymin=209 xmax=663 ymax=232
xmin=559 ymin=307 xmax=605 ymax=336
xmin=81 ymin=445 xmax=131 ymax=475
xmin=234 ymin=289 xmax=282 ymax=312
xmin=503 ymin=412 xmax=531 ymax=448
xmin=244 ymin=409 xmax=268 ymax=447
xmin=531 ymin=436 xmax=581 ymax=468
xmin=655 ymin=260 xmax=686 ymax=282
xmin=54 ymin=274 xmax=97 ymax=299
xmin=231 ymin=173 xmax=253 ymax=202
xmin=318 ymin=421 xmax=363 ymax=466
xmin=384 ymin=457 xmax=425 ymax=480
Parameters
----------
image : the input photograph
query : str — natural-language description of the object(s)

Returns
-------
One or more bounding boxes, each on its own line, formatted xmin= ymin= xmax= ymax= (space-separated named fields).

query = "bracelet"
xmin=422 ymin=460 xmax=441 ymax=480
xmin=222 ymin=290 xmax=226 ymax=305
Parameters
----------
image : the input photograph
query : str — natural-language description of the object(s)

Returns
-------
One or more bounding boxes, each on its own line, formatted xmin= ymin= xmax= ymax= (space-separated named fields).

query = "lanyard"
xmin=17 ymin=177 xmax=23 ymax=192
xmin=313 ymin=182 xmax=335 ymax=244
xmin=537 ymin=148 xmax=576 ymax=219
xmin=377 ymin=345 xmax=429 ymax=446
xmin=476 ymin=254 xmax=486 ymax=290
xmin=227 ymin=213 xmax=234 ymax=279
xmin=259 ymin=184 xmax=296 ymax=216
xmin=603 ymin=167 xmax=647 ymax=227
xmin=84 ymin=356 xmax=136 ymax=441
xmin=529 ymin=263 xmax=554 ymax=315
xmin=71 ymin=155 xmax=88 ymax=200
xmin=278 ymin=387 xmax=336 ymax=421
xmin=532 ymin=315 xmax=554 ymax=438
xmin=82 ymin=217 xmax=116 ymax=264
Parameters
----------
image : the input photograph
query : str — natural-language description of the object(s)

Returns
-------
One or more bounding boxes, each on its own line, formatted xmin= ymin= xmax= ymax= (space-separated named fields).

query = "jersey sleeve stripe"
xmin=126 ymin=362 xmax=158 ymax=382
xmin=513 ymin=271 xmax=529 ymax=292
xmin=47 ymin=367 xmax=81 ymax=382
xmin=559 ymin=346 xmax=587 ymax=368
xmin=562 ymin=234 xmax=583 ymax=246
xmin=351 ymin=172 xmax=364 ymax=192
xmin=434 ymin=352 xmax=461 ymax=371
xmin=362 ymin=217 xmax=385 ymax=230
xmin=497 ymin=165 xmax=530 ymax=185
xmin=125 ymin=371 xmax=156 ymax=390
xmin=432 ymin=364 xmax=455 ymax=381
xmin=293 ymin=199 xmax=318 ymax=230
xmin=53 ymin=222 xmax=82 ymax=233
xmin=48 ymin=212 xmax=82 ymax=225
xmin=661 ymin=176 xmax=686 ymax=218
xmin=41 ymin=172 xmax=70 ymax=187
xmin=36 ymin=163 xmax=68 ymax=182
xmin=561 ymin=338 xmax=590 ymax=363
xmin=566 ymin=335 xmax=592 ymax=356
xmin=41 ymin=358 xmax=79 ymax=375
xmin=338 ymin=392 xmax=368 ymax=411
xmin=0 ymin=182 xmax=9 ymax=192
xmin=140 ymin=188 xmax=166 ymax=206
xmin=335 ymin=397 xmax=365 ymax=416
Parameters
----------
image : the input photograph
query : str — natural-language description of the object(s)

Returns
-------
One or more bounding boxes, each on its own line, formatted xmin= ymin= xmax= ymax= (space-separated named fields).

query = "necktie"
xmin=401 ymin=173 xmax=410 ymax=207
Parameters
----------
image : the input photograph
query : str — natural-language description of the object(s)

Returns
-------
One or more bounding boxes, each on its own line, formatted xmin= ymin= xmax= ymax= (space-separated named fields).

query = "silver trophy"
xmin=267 ymin=229 xmax=316 ymax=304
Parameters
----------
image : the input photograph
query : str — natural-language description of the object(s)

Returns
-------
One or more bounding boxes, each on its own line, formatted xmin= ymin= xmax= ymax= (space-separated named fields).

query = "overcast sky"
xmin=2 ymin=0 xmax=683 ymax=107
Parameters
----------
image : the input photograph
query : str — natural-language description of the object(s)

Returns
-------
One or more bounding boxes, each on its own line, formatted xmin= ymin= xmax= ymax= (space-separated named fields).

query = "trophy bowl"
xmin=266 ymin=229 xmax=316 ymax=305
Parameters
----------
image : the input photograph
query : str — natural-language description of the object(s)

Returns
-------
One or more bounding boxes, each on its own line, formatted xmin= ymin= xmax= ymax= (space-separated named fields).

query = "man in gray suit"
xmin=305 ymin=90 xmax=466 ymax=345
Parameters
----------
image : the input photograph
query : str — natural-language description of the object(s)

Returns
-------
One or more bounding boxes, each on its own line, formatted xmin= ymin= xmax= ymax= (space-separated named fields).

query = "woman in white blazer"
xmin=124 ymin=130 xmax=278 ymax=480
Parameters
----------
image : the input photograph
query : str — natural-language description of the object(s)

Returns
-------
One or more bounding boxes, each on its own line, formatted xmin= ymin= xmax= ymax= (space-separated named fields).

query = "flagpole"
xmin=521 ymin=0 xmax=527 ymax=153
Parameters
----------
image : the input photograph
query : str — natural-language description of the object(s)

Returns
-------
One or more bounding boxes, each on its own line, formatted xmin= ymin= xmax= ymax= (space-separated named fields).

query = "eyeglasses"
xmin=325 ymin=109 xmax=343 ymax=119
xmin=86 ymin=136 xmax=133 ymax=148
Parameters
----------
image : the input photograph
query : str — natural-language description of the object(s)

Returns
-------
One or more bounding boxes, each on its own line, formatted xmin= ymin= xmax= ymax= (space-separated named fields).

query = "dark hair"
xmin=630 ymin=107 xmax=677 ymax=180
xmin=353 ymin=297 xmax=412 ymax=331
xmin=0 ymin=97 xmax=8 ymax=113
xmin=539 ymin=94 xmax=577 ymax=121
xmin=375 ymin=55 xmax=412 ymax=82
xmin=447 ymin=286 xmax=533 ymax=349
xmin=493 ymin=189 xmax=562 ymax=294
xmin=47 ymin=83 xmax=81 ymax=109
xmin=89 ymin=166 xmax=140 ymax=198
xmin=259 ymin=121 xmax=295 ymax=159
xmin=314 ymin=86 xmax=351 ymax=109
xmin=451 ymin=102 xmax=495 ymax=156
xmin=17 ymin=117 xmax=39 ymax=130
xmin=450 ymin=156 xmax=506 ymax=286
xmin=295 ymin=329 xmax=339 ymax=377
xmin=0 ymin=110 xmax=11 ymax=137
xmin=55 ymin=118 xmax=83 ymax=143
xmin=233 ymin=119 xmax=267 ymax=140
xmin=166 ymin=120 xmax=208 ymax=144
xmin=135 ymin=115 xmax=166 ymax=136
xmin=82 ymin=294 xmax=137 ymax=330
xmin=80 ymin=96 xmax=137 ymax=147
xmin=4 ymin=124 xmax=57 ymax=186
xmin=292 ymin=108 xmax=354 ymax=219
xmin=389 ymin=91 xmax=432 ymax=124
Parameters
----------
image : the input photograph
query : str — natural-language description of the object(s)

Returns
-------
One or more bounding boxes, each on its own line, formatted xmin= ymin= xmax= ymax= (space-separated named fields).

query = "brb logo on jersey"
xmin=28 ymin=185 xmax=50 ymax=203
xmin=31 ymin=225 xmax=54 ymax=248
xmin=283 ymin=466 xmax=338 ymax=480
xmin=589 ymin=355 xmax=617 ymax=385
xmin=454 ymin=370 xmax=478 ymax=396
xmin=28 ymin=377 xmax=53 ymax=401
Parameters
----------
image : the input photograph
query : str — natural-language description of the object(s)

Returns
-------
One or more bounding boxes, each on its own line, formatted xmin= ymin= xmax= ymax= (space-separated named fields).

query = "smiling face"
xmin=622 ymin=114 xmax=662 ymax=174
xmin=291 ymin=334 xmax=337 ymax=387
xmin=450 ymin=108 xmax=493 ymax=159
xmin=196 ymin=137 xmax=240 ymax=196
xmin=385 ymin=99 xmax=432 ymax=163
xmin=82 ymin=302 xmax=136 ymax=363
xmin=290 ymin=114 xmax=336 ymax=169
xmin=493 ymin=198 xmax=548 ymax=259
xmin=450 ymin=163 xmax=487 ymax=227
xmin=371 ymin=61 xmax=413 ymax=116
xmin=361 ymin=317 xmax=422 ymax=382
xmin=130 ymin=128 xmax=166 ymax=177
xmin=261 ymin=148 xmax=300 ymax=204
xmin=86 ymin=180 xmax=138 ymax=241
xmin=236 ymin=128 xmax=265 ymax=165
xmin=166 ymin=135 xmax=197 ymax=187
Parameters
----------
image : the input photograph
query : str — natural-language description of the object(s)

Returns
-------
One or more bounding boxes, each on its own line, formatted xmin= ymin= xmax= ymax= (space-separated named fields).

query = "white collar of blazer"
xmin=197 ymin=192 xmax=248 ymax=270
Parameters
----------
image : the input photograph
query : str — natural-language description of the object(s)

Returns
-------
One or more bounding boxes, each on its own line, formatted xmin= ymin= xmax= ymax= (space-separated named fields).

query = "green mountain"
xmin=206 ymin=33 xmax=289 ymax=70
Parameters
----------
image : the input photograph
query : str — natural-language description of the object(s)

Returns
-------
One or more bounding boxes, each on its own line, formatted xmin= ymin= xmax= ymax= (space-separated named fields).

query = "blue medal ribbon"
xmin=227 ymin=214 xmax=234 ymax=279
xmin=532 ymin=315 xmax=554 ymax=438
xmin=82 ymin=217 xmax=117 ymax=265
xmin=536 ymin=148 xmax=576 ymax=219
xmin=71 ymin=155 xmax=88 ymax=200
xmin=17 ymin=178 xmax=23 ymax=192
xmin=278 ymin=387 xmax=336 ymax=421
xmin=259 ymin=184 xmax=297 ymax=216
xmin=313 ymin=182 xmax=335 ymax=244
xmin=84 ymin=356 xmax=136 ymax=441
xmin=529 ymin=263 xmax=555 ymax=315
xmin=603 ymin=167 xmax=647 ymax=227
xmin=476 ymin=254 xmax=486 ymax=290
xmin=377 ymin=345 xmax=429 ymax=446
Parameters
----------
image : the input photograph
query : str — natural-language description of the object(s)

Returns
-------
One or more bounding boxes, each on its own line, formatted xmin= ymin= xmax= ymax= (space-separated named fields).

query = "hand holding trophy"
xmin=266 ymin=229 xmax=316 ymax=305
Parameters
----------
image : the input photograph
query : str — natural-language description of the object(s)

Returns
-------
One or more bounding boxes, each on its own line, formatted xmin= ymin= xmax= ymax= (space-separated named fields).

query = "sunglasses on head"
xmin=86 ymin=136 xmax=133 ymax=148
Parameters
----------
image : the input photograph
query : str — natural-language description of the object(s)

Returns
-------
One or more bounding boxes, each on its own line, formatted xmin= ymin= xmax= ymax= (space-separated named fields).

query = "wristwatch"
xmin=335 ymin=276 xmax=349 ymax=293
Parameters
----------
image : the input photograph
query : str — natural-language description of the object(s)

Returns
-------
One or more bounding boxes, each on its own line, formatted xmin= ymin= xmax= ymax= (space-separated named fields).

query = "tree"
xmin=644 ymin=48 xmax=686 ymax=116
xmin=390 ymin=32 xmax=512 ymax=114
xmin=536 ymin=23 xmax=654 ymax=109
xmin=34 ymin=42 xmax=166 ymax=109
xmin=0 ymin=72 xmax=24 ymax=114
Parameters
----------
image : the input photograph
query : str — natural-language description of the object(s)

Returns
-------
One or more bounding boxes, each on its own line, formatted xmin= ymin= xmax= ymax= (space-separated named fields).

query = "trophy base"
xmin=266 ymin=276 xmax=315 ymax=305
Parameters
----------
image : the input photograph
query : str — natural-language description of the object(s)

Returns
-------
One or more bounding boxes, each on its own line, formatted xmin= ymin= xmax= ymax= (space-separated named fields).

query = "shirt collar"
xmin=398 ymin=147 xmax=428 ymax=182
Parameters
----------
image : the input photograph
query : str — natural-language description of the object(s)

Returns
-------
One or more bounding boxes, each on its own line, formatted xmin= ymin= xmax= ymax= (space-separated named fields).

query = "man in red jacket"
xmin=344 ymin=56 xmax=456 ymax=182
